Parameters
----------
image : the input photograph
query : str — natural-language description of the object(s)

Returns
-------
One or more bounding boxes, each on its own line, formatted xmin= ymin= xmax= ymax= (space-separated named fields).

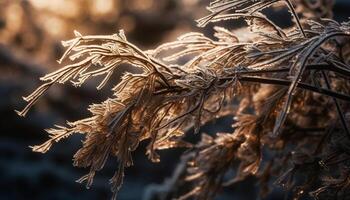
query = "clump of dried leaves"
xmin=18 ymin=0 xmax=350 ymax=199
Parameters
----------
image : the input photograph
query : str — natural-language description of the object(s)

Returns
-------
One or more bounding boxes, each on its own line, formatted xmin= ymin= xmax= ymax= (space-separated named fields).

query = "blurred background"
xmin=0 ymin=0 xmax=349 ymax=199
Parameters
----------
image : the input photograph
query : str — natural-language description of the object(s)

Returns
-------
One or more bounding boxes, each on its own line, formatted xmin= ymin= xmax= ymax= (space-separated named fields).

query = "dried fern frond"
xmin=16 ymin=30 xmax=172 ymax=117
xmin=18 ymin=27 xmax=244 ymax=198
xmin=18 ymin=0 xmax=350 ymax=199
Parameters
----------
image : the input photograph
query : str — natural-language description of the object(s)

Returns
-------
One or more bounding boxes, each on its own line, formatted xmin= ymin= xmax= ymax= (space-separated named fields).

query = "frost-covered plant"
xmin=18 ymin=0 xmax=350 ymax=199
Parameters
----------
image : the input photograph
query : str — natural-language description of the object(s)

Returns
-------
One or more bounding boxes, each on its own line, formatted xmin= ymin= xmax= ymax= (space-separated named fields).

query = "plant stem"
xmin=234 ymin=64 xmax=350 ymax=76
xmin=285 ymin=0 xmax=306 ymax=37
xmin=321 ymin=70 xmax=350 ymax=139
xmin=229 ymin=76 xmax=350 ymax=102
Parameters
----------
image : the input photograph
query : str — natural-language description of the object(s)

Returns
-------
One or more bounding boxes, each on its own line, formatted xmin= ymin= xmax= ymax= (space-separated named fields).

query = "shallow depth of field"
xmin=1 ymin=0 xmax=350 ymax=200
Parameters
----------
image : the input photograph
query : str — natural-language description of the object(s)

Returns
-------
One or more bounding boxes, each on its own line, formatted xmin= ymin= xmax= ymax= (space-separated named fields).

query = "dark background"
xmin=0 ymin=0 xmax=349 ymax=199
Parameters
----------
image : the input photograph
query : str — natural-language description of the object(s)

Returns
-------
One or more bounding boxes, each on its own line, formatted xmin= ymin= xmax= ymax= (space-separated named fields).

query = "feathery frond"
xmin=18 ymin=0 xmax=350 ymax=199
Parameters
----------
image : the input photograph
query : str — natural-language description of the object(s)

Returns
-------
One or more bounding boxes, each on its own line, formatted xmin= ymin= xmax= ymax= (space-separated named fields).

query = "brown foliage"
xmin=18 ymin=0 xmax=350 ymax=199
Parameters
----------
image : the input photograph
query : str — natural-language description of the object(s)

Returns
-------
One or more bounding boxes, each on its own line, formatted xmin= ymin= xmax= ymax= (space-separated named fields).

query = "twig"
xmin=321 ymin=70 xmax=350 ymax=139
xmin=231 ymin=76 xmax=350 ymax=102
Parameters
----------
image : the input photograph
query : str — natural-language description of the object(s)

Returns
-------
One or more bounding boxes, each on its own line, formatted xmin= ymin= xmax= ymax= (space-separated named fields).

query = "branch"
xmin=229 ymin=76 xmax=350 ymax=102
xmin=321 ymin=70 xmax=350 ymax=139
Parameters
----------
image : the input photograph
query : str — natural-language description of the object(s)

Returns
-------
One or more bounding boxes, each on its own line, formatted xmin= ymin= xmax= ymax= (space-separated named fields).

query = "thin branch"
xmin=233 ymin=64 xmax=350 ymax=76
xmin=284 ymin=0 xmax=306 ymax=37
xmin=224 ymin=76 xmax=350 ymax=102
xmin=321 ymin=70 xmax=350 ymax=139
